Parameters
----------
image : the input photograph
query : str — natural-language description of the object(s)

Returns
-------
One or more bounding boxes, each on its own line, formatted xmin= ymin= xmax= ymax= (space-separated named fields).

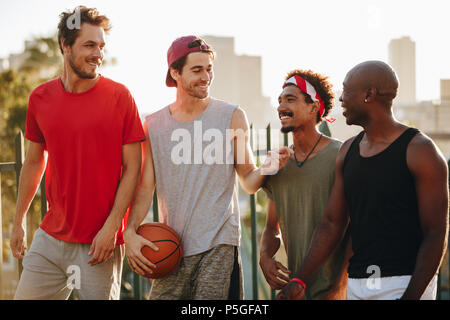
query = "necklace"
xmin=293 ymin=134 xmax=323 ymax=168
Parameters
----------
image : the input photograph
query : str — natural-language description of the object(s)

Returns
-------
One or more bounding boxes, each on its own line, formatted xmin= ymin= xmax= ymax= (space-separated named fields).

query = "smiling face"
xmin=171 ymin=51 xmax=214 ymax=99
xmin=277 ymin=84 xmax=318 ymax=133
xmin=62 ymin=23 xmax=105 ymax=79
xmin=339 ymin=71 xmax=368 ymax=126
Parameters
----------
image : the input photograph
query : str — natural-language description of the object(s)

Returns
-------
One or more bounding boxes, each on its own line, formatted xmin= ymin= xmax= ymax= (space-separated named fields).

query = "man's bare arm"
xmin=401 ymin=133 xmax=449 ymax=299
xmin=123 ymin=121 xmax=159 ymax=276
xmin=232 ymin=107 xmax=291 ymax=194
xmin=11 ymin=141 xmax=46 ymax=259
xmin=259 ymin=199 xmax=291 ymax=289
xmin=88 ymin=140 xmax=142 ymax=266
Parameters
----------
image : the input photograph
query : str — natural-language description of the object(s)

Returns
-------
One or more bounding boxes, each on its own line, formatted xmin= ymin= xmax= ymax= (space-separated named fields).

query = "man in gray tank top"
xmin=123 ymin=35 xmax=291 ymax=299
xmin=260 ymin=69 xmax=351 ymax=299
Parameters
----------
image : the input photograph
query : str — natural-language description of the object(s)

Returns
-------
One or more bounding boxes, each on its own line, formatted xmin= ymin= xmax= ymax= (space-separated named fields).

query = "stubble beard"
xmin=182 ymin=79 xmax=210 ymax=100
xmin=68 ymin=52 xmax=98 ymax=79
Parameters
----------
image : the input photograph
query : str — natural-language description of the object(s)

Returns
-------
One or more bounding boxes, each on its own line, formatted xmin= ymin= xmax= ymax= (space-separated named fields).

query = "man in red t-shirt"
xmin=10 ymin=6 xmax=145 ymax=300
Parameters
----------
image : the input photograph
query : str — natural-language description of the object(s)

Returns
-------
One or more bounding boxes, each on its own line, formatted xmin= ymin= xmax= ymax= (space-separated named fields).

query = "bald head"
xmin=346 ymin=60 xmax=399 ymax=105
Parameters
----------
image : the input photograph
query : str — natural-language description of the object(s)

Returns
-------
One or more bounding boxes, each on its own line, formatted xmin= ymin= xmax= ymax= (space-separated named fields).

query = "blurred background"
xmin=0 ymin=0 xmax=449 ymax=299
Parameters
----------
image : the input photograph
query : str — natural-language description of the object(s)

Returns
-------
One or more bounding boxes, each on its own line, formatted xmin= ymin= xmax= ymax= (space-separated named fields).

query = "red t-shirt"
xmin=25 ymin=76 xmax=145 ymax=245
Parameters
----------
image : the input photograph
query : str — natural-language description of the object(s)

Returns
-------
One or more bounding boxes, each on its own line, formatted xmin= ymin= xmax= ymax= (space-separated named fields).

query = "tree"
xmin=1 ymin=34 xmax=62 ymax=267
xmin=19 ymin=35 xmax=62 ymax=78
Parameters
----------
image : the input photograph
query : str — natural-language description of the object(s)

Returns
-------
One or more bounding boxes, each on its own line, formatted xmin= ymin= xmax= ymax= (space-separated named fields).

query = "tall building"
xmin=201 ymin=35 xmax=276 ymax=130
xmin=441 ymin=79 xmax=450 ymax=102
xmin=388 ymin=36 xmax=416 ymax=105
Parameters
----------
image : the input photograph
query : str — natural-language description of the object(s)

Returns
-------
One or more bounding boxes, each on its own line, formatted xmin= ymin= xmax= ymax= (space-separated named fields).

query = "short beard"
xmin=69 ymin=54 xmax=97 ymax=79
xmin=280 ymin=126 xmax=295 ymax=134
xmin=183 ymin=82 xmax=209 ymax=99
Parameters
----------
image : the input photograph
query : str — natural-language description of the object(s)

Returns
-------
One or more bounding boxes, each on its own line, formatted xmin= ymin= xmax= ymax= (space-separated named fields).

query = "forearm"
xmin=124 ymin=183 xmax=155 ymax=233
xmin=13 ymin=160 xmax=46 ymax=227
xmin=330 ymin=234 xmax=352 ymax=291
xmin=103 ymin=167 xmax=140 ymax=232
xmin=239 ymin=167 xmax=266 ymax=194
xmin=295 ymin=218 xmax=348 ymax=284
xmin=260 ymin=227 xmax=281 ymax=260
xmin=402 ymin=230 xmax=448 ymax=299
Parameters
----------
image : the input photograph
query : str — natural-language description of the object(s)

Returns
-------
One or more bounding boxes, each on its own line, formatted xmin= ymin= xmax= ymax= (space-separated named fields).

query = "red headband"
xmin=283 ymin=75 xmax=336 ymax=123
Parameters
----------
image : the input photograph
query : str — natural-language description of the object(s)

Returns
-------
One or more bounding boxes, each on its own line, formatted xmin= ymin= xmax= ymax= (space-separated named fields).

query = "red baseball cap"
xmin=166 ymin=35 xmax=213 ymax=87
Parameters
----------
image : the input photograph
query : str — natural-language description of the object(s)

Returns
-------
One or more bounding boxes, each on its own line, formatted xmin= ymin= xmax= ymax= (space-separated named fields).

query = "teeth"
xmin=280 ymin=116 xmax=291 ymax=120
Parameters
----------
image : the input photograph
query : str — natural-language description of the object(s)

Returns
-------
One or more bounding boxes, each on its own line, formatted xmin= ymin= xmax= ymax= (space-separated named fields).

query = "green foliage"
xmin=0 ymin=34 xmax=63 ymax=262
xmin=0 ymin=69 xmax=33 ymax=158
xmin=19 ymin=35 xmax=62 ymax=76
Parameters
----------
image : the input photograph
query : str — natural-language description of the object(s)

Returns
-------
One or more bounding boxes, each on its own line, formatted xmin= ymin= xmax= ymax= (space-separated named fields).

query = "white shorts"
xmin=347 ymin=275 xmax=438 ymax=300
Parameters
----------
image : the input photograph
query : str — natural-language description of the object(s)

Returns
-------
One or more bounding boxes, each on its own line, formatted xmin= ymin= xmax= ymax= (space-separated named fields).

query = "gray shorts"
xmin=14 ymin=228 xmax=123 ymax=300
xmin=149 ymin=244 xmax=243 ymax=300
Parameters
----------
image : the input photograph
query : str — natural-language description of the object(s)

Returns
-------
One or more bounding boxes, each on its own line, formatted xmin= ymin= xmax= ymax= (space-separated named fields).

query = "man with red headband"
xmin=277 ymin=61 xmax=448 ymax=300
xmin=260 ymin=69 xmax=351 ymax=299
xmin=123 ymin=35 xmax=291 ymax=299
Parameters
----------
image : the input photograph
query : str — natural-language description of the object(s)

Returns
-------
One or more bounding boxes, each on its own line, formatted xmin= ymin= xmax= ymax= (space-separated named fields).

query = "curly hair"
xmin=57 ymin=6 xmax=112 ymax=54
xmin=285 ymin=69 xmax=335 ymax=123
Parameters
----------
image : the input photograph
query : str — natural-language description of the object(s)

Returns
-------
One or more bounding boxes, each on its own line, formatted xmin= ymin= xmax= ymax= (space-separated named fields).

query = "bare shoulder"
xmin=408 ymin=132 xmax=443 ymax=158
xmin=407 ymin=132 xmax=447 ymax=173
xmin=336 ymin=135 xmax=359 ymax=165
xmin=141 ymin=119 xmax=154 ymax=156
xmin=230 ymin=106 xmax=249 ymax=131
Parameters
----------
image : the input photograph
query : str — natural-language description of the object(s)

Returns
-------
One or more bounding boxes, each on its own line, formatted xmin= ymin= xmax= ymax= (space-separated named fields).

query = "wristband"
xmin=290 ymin=278 xmax=306 ymax=290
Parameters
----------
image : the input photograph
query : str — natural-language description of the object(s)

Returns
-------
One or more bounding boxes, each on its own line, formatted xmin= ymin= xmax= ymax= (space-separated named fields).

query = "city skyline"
xmin=1 ymin=0 xmax=449 ymax=115
xmin=388 ymin=36 xmax=416 ymax=105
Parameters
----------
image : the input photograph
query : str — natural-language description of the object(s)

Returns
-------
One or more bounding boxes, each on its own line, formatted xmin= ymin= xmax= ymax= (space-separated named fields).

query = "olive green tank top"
xmin=263 ymin=139 xmax=347 ymax=299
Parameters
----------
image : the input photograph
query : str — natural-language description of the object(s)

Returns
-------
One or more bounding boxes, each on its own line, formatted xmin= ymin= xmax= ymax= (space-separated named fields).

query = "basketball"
xmin=136 ymin=222 xmax=183 ymax=279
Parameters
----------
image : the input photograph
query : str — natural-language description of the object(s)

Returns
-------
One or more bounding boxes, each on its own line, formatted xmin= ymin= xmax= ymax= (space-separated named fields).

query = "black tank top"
xmin=343 ymin=127 xmax=422 ymax=278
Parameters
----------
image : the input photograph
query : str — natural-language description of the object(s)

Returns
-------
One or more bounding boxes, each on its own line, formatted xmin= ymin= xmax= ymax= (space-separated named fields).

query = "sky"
xmin=1 ymin=0 xmax=449 ymax=115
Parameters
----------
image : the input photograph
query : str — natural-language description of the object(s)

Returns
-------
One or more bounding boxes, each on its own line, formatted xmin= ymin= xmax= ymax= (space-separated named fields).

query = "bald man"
xmin=276 ymin=61 xmax=449 ymax=300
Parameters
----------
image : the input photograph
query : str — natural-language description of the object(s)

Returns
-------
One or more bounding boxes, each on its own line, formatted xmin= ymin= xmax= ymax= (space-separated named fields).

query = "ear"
xmin=364 ymin=87 xmax=377 ymax=103
xmin=311 ymin=101 xmax=320 ymax=113
xmin=170 ymin=67 xmax=180 ymax=84
xmin=60 ymin=38 xmax=70 ymax=56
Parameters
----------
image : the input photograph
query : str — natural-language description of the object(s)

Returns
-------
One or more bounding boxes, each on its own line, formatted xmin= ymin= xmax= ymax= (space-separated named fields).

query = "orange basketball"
xmin=136 ymin=222 xmax=182 ymax=279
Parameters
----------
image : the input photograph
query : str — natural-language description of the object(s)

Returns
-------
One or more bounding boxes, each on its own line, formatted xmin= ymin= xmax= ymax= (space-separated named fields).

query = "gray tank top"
xmin=145 ymin=98 xmax=240 ymax=257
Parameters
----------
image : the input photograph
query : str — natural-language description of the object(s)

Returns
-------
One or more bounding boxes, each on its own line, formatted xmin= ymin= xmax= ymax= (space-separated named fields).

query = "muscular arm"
xmin=277 ymin=138 xmax=353 ymax=299
xmin=401 ymin=134 xmax=449 ymax=299
xmin=11 ymin=141 xmax=46 ymax=259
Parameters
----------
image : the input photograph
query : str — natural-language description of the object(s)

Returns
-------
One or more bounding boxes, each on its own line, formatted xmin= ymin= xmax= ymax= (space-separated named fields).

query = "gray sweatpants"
xmin=14 ymin=228 xmax=123 ymax=300
xmin=149 ymin=244 xmax=243 ymax=300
